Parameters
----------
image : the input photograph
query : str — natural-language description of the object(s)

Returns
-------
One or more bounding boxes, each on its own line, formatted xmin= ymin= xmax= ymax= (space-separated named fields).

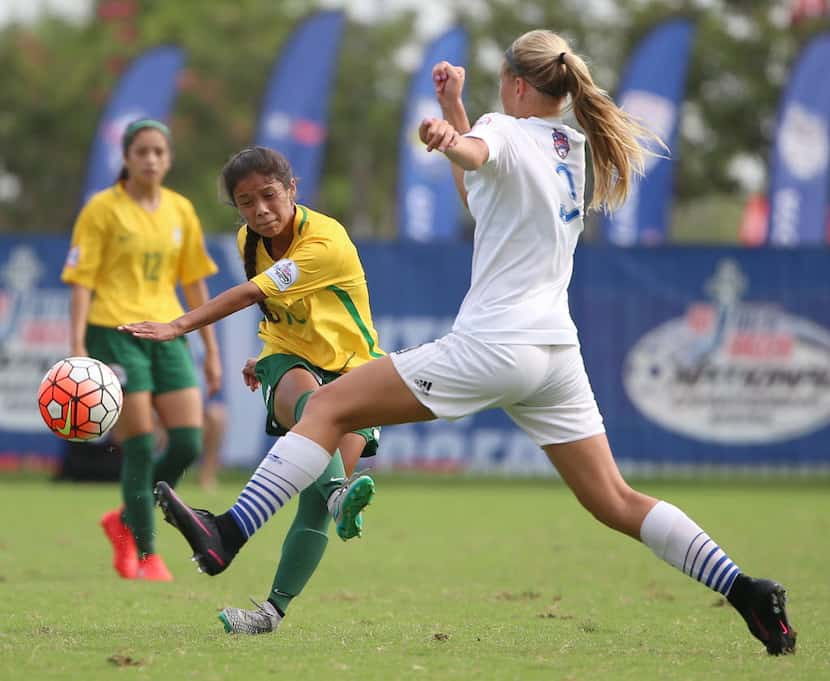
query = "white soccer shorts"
xmin=390 ymin=332 xmax=605 ymax=446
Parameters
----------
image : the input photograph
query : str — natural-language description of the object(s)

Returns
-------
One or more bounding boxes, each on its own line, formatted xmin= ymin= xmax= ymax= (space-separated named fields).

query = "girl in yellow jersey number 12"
xmin=62 ymin=119 xmax=222 ymax=581
xmin=121 ymin=146 xmax=380 ymax=634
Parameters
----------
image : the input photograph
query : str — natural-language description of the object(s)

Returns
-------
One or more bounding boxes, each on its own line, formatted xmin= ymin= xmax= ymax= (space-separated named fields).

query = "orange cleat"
xmin=100 ymin=507 xmax=139 ymax=579
xmin=136 ymin=553 xmax=173 ymax=581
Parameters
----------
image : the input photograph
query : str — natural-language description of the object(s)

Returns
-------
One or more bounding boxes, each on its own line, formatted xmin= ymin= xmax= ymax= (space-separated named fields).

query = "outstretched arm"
xmin=119 ymin=281 xmax=264 ymax=341
xmin=419 ymin=118 xmax=489 ymax=172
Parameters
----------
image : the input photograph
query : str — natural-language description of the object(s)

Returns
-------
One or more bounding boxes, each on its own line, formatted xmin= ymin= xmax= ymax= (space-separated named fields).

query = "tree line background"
xmin=0 ymin=0 xmax=828 ymax=242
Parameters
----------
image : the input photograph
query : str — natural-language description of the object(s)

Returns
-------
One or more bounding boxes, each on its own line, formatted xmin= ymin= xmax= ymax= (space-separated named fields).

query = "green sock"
xmin=121 ymin=433 xmax=156 ymax=557
xmin=268 ymin=393 xmax=350 ymax=613
xmin=270 ymin=485 xmax=331 ymax=613
xmin=153 ymin=426 xmax=202 ymax=488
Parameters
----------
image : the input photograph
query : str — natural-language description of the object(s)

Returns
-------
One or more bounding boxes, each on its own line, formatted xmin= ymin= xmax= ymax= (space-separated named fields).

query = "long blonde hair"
xmin=506 ymin=29 xmax=666 ymax=212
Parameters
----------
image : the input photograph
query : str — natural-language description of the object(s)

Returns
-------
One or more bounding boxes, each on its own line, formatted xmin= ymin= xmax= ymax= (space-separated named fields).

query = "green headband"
xmin=122 ymin=119 xmax=171 ymax=152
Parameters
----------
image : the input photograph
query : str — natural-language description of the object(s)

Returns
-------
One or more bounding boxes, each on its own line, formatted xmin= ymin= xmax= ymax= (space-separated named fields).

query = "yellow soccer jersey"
xmin=62 ymin=183 xmax=217 ymax=326
xmin=238 ymin=204 xmax=384 ymax=373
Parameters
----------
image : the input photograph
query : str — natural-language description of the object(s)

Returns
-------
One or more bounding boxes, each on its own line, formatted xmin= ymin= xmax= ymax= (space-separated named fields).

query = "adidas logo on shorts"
xmin=414 ymin=378 xmax=433 ymax=395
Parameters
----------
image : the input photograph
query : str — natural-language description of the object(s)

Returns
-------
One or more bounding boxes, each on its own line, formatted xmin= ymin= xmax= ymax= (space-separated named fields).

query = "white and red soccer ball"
xmin=38 ymin=357 xmax=123 ymax=441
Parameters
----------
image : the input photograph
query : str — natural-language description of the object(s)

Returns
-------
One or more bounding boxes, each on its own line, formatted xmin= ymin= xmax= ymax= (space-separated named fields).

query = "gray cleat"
xmin=218 ymin=598 xmax=282 ymax=635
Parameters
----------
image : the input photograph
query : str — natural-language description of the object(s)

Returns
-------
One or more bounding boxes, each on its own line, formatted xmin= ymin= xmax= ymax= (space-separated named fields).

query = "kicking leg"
xmin=219 ymin=377 xmax=376 ymax=549
xmin=155 ymin=435 xmax=331 ymax=576
xmin=157 ymin=368 xmax=376 ymax=577
xmin=218 ymin=378 xmax=373 ymax=633
xmin=158 ymin=356 xmax=425 ymax=576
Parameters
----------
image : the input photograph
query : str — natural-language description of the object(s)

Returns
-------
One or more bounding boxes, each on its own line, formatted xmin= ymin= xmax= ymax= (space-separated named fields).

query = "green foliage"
xmin=2 ymin=476 xmax=829 ymax=679
xmin=1 ymin=2 xmax=829 ymax=242
xmin=671 ymin=192 xmax=743 ymax=243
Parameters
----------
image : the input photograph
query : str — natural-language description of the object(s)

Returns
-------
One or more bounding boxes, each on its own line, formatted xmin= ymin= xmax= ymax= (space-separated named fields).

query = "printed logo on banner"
xmin=618 ymin=90 xmax=674 ymax=172
xmin=770 ymin=187 xmax=801 ymax=246
xmin=0 ymin=246 xmax=70 ymax=431
xmin=606 ymin=90 xmax=675 ymax=246
xmin=405 ymin=185 xmax=435 ymax=242
xmin=779 ymin=103 xmax=829 ymax=181
xmin=623 ymin=259 xmax=830 ymax=444
xmin=264 ymin=111 xmax=326 ymax=147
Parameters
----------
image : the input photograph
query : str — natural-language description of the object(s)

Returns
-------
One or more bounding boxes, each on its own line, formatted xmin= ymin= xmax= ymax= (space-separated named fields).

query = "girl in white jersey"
xmin=137 ymin=30 xmax=795 ymax=656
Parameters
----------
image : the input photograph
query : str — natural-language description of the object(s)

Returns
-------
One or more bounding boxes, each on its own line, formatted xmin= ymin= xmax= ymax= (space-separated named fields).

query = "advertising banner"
xmin=253 ymin=11 xmax=345 ymax=204
xmin=0 ymin=238 xmax=71 ymax=465
xmin=601 ymin=19 xmax=696 ymax=245
xmin=572 ymin=247 xmax=830 ymax=470
xmin=397 ymin=26 xmax=469 ymax=241
xmin=2 ymin=239 xmax=830 ymax=474
xmin=80 ymin=46 xmax=185 ymax=204
xmin=767 ymin=33 xmax=830 ymax=245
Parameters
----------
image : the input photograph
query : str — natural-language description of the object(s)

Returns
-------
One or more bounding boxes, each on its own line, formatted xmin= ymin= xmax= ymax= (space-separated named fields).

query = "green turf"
xmin=1 ymin=475 xmax=828 ymax=680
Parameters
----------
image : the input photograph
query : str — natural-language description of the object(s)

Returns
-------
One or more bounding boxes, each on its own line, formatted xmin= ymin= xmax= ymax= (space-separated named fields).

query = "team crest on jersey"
xmin=172 ymin=226 xmax=182 ymax=246
xmin=64 ymin=245 xmax=80 ymax=268
xmin=266 ymin=258 xmax=299 ymax=292
xmin=552 ymin=129 xmax=570 ymax=159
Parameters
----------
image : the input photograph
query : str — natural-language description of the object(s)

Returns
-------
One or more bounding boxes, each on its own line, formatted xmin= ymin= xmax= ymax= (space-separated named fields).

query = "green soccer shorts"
xmin=255 ymin=353 xmax=380 ymax=457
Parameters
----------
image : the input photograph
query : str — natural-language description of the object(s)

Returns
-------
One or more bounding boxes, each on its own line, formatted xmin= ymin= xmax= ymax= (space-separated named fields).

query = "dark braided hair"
xmin=221 ymin=147 xmax=295 ymax=323
xmin=243 ymin=228 xmax=278 ymax=322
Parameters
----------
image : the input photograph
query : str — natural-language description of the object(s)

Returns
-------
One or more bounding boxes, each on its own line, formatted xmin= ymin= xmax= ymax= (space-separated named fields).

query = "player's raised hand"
xmin=241 ymin=358 xmax=261 ymax=391
xmin=419 ymin=117 xmax=460 ymax=153
xmin=432 ymin=61 xmax=465 ymax=104
xmin=117 ymin=321 xmax=180 ymax=341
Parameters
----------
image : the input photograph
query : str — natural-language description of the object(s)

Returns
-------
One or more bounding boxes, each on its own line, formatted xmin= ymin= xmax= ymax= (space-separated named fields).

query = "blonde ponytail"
xmin=507 ymin=30 xmax=667 ymax=212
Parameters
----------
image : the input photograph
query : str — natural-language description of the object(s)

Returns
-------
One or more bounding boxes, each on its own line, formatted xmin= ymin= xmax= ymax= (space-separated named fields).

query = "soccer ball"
xmin=37 ymin=356 xmax=123 ymax=441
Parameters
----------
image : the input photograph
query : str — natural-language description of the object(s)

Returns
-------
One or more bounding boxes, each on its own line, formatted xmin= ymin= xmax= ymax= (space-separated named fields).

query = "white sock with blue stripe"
xmin=228 ymin=432 xmax=331 ymax=539
xmin=640 ymin=501 xmax=741 ymax=596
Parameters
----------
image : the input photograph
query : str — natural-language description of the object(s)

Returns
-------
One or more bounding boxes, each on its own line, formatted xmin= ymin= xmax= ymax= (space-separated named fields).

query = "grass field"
xmin=1 ymin=474 xmax=829 ymax=680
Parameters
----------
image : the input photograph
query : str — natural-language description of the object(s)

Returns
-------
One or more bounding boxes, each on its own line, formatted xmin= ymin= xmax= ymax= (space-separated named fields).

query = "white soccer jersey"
xmin=455 ymin=112 xmax=586 ymax=345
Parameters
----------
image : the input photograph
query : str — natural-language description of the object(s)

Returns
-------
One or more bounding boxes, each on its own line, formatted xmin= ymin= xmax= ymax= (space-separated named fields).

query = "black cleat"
xmin=727 ymin=574 xmax=796 ymax=655
xmin=154 ymin=481 xmax=237 ymax=576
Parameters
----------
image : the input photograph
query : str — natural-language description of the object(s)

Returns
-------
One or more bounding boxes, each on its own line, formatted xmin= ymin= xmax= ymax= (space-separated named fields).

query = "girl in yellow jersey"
xmin=121 ymin=146 xmax=380 ymax=633
xmin=62 ymin=119 xmax=222 ymax=582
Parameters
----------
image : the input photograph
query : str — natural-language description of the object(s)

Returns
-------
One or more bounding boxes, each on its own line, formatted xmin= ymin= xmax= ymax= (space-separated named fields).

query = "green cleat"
xmin=330 ymin=474 xmax=375 ymax=541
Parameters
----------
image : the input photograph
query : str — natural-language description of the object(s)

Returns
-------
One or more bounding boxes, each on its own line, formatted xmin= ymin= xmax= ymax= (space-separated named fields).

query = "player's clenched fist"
xmin=432 ymin=61 xmax=465 ymax=101
xmin=418 ymin=117 xmax=460 ymax=153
